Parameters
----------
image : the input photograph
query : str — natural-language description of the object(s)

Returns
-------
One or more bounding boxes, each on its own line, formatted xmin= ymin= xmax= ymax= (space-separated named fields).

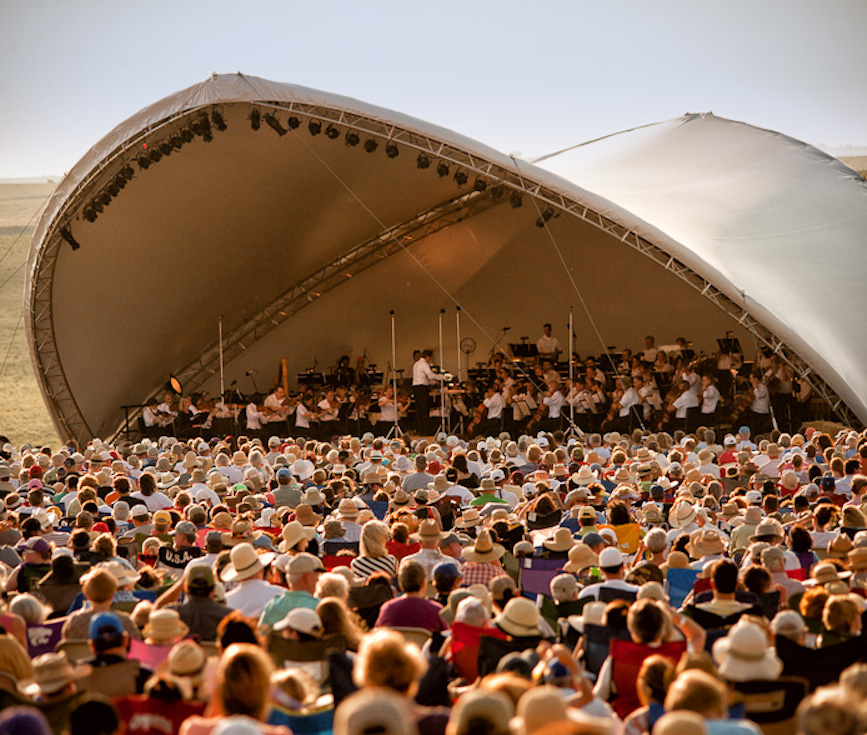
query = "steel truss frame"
xmin=26 ymin=100 xmax=855 ymax=444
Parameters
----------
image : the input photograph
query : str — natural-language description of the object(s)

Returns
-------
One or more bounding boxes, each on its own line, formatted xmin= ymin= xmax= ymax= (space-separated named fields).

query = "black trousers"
xmin=413 ymin=385 xmax=431 ymax=435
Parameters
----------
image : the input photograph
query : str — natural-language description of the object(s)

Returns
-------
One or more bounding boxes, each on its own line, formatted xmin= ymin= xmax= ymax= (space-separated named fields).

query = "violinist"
xmin=745 ymin=372 xmax=772 ymax=434
xmin=377 ymin=385 xmax=408 ymax=434
xmin=264 ymin=386 xmax=290 ymax=420
xmin=316 ymin=388 xmax=341 ymax=437
xmin=334 ymin=355 xmax=355 ymax=387
xmin=540 ymin=378 xmax=566 ymax=432
xmin=602 ymin=376 xmax=640 ymax=432
xmin=700 ymin=374 xmax=721 ymax=427
xmin=481 ymin=382 xmax=506 ymax=435
xmin=665 ymin=380 xmax=699 ymax=432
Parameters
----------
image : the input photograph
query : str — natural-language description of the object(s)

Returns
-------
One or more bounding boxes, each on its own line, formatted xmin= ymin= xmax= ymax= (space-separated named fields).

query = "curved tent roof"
xmin=25 ymin=74 xmax=867 ymax=442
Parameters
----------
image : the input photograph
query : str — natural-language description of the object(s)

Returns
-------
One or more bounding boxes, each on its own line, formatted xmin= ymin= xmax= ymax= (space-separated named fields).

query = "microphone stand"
xmin=386 ymin=310 xmax=403 ymax=439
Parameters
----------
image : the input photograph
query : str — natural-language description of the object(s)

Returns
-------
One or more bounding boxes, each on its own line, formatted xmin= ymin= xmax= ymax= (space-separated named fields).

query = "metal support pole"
xmin=456 ymin=306 xmax=463 ymax=383
xmin=218 ymin=315 xmax=225 ymax=399
xmin=387 ymin=310 xmax=403 ymax=439
xmin=438 ymin=308 xmax=447 ymax=436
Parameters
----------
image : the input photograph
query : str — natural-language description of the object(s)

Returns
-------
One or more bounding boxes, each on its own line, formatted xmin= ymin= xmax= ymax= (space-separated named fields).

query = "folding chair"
xmin=609 ymin=639 xmax=687 ymax=718
xmin=78 ymin=660 xmax=141 ymax=698
xmin=323 ymin=555 xmax=353 ymax=571
xmin=664 ymin=567 xmax=699 ymax=608
xmin=367 ymin=501 xmax=389 ymax=521
xmin=55 ymin=638 xmax=91 ymax=663
xmin=267 ymin=696 xmax=335 ymax=735
xmin=25 ymin=619 xmax=66 ymax=657
xmin=526 ymin=510 xmax=562 ymax=531
xmin=775 ymin=634 xmax=867 ymax=691
xmin=448 ymin=622 xmax=508 ymax=683
xmin=129 ymin=638 xmax=173 ymax=669
xmin=477 ymin=633 xmax=542 ymax=678
xmin=599 ymin=587 xmax=637 ymax=604
xmin=731 ymin=677 xmax=809 ymax=735
xmin=268 ymin=633 xmax=348 ymax=686
xmin=386 ymin=627 xmax=431 ymax=649
xmin=518 ymin=558 xmax=564 ymax=600
xmin=347 ymin=582 xmax=393 ymax=629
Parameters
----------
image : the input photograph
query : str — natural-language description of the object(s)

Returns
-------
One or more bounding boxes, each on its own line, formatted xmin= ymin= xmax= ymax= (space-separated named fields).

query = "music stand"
xmin=717 ymin=337 xmax=742 ymax=355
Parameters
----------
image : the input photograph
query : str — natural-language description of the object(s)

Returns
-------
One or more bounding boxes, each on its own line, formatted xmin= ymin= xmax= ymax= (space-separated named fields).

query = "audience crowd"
xmin=1 ymin=420 xmax=867 ymax=735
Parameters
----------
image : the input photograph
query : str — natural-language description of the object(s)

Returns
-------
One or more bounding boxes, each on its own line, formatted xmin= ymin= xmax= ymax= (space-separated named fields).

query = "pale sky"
xmin=1 ymin=0 xmax=865 ymax=179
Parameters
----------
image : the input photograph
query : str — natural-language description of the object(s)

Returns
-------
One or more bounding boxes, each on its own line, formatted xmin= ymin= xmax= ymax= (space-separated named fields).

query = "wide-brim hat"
xmin=337 ymin=498 xmax=360 ymax=520
xmin=640 ymin=503 xmax=664 ymax=524
xmin=689 ymin=529 xmax=727 ymax=558
xmin=294 ymin=503 xmax=322 ymax=527
xmin=454 ymin=508 xmax=481 ymax=529
xmin=713 ymin=623 xmax=784 ymax=681
xmin=430 ymin=474 xmax=450 ymax=494
xmin=668 ymin=501 xmax=697 ymax=529
xmin=390 ymin=488 xmax=411 ymax=507
xmin=303 ymin=488 xmax=326 ymax=506
xmin=221 ymin=542 xmax=276 ymax=582
xmin=806 ymin=561 xmax=852 ymax=587
xmin=494 ymin=597 xmax=542 ymax=637
xmin=21 ymin=652 xmax=92 ymax=696
xmin=462 ymin=529 xmax=505 ymax=563
xmin=562 ymin=543 xmax=598 ymax=573
xmin=278 ymin=520 xmax=317 ymax=552
xmin=142 ymin=609 xmax=190 ymax=643
xmin=542 ymin=527 xmax=575 ymax=553
xmin=573 ymin=466 xmax=597 ymax=485
xmin=410 ymin=519 xmax=449 ymax=542
xmin=849 ymin=547 xmax=867 ymax=572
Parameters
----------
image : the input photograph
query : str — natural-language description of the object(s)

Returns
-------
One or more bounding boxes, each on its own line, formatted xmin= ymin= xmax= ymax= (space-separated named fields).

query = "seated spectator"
xmin=818 ymin=594 xmax=864 ymax=648
xmin=374 ymin=559 xmax=448 ymax=633
xmin=61 ymin=567 xmax=141 ymax=641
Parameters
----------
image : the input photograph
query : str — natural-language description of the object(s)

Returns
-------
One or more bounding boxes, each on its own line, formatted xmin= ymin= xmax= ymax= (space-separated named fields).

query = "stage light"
xmin=170 ymin=136 xmax=183 ymax=150
xmin=149 ymin=148 xmax=162 ymax=163
xmin=107 ymin=181 xmax=120 ymax=197
xmin=83 ymin=207 xmax=97 ymax=223
xmin=385 ymin=142 xmax=399 ymax=158
xmin=436 ymin=161 xmax=450 ymax=178
xmin=473 ymin=177 xmax=487 ymax=192
xmin=364 ymin=138 xmax=378 ymax=153
xmin=167 ymin=375 xmax=183 ymax=395
xmin=308 ymin=119 xmax=322 ymax=136
xmin=114 ymin=174 xmax=127 ymax=190
xmin=264 ymin=113 xmax=288 ymax=136
xmin=417 ymin=153 xmax=430 ymax=169
xmin=212 ymin=110 xmax=227 ymax=131
xmin=287 ymin=116 xmax=300 ymax=130
xmin=250 ymin=109 xmax=261 ymax=131
xmin=535 ymin=207 xmax=555 ymax=228
xmin=97 ymin=191 xmax=111 ymax=207
xmin=160 ymin=142 xmax=173 ymax=156
xmin=454 ymin=170 xmax=468 ymax=186
xmin=180 ymin=129 xmax=194 ymax=143
xmin=60 ymin=226 xmax=80 ymax=251
xmin=137 ymin=156 xmax=150 ymax=170
xmin=121 ymin=165 xmax=134 ymax=180
xmin=325 ymin=125 xmax=340 ymax=139
xmin=490 ymin=185 xmax=505 ymax=201
xmin=345 ymin=130 xmax=360 ymax=146
xmin=91 ymin=199 xmax=104 ymax=214
xmin=510 ymin=192 xmax=523 ymax=208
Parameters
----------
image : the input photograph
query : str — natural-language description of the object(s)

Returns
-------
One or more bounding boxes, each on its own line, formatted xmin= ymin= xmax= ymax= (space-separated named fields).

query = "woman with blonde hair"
xmin=179 ymin=643 xmax=289 ymax=735
xmin=317 ymin=596 xmax=365 ymax=650
xmin=351 ymin=520 xmax=398 ymax=581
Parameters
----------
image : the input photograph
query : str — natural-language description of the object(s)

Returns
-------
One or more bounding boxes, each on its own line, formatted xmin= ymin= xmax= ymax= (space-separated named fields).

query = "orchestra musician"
xmin=536 ymin=323 xmax=562 ymax=363
xmin=316 ymin=388 xmax=341 ymax=438
xmin=480 ymin=382 xmax=506 ymax=436
xmin=263 ymin=386 xmax=291 ymax=423
xmin=700 ymin=374 xmax=722 ymax=427
xmin=376 ymin=385 xmax=408 ymax=434
xmin=745 ymin=372 xmax=772 ymax=434
xmin=663 ymin=380 xmax=699 ymax=433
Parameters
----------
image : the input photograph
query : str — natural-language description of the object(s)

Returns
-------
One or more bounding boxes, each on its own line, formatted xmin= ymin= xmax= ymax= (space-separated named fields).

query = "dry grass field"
xmin=0 ymin=182 xmax=61 ymax=447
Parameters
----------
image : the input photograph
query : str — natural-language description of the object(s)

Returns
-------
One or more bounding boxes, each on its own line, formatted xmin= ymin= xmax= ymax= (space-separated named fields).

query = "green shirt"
xmin=258 ymin=589 xmax=319 ymax=629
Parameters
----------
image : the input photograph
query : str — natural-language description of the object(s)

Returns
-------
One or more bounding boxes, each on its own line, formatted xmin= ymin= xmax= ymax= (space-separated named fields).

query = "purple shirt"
xmin=374 ymin=595 xmax=449 ymax=632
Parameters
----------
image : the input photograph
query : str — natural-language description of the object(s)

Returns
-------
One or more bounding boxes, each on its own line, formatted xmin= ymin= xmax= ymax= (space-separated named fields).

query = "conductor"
xmin=412 ymin=349 xmax=445 ymax=436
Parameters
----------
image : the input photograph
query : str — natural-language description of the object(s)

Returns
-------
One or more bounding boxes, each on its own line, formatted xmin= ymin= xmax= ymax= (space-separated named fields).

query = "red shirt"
xmin=387 ymin=540 xmax=420 ymax=561
xmin=374 ymin=595 xmax=449 ymax=632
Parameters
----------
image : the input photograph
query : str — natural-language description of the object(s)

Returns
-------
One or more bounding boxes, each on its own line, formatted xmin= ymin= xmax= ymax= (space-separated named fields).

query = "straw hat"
xmin=450 ymin=690 xmax=513 ymax=735
xmin=21 ymin=652 xmax=91 ymax=697
xmin=220 ymin=542 xmax=276 ymax=582
xmin=454 ymin=508 xmax=481 ymax=529
xmin=294 ymin=503 xmax=322 ymax=527
xmin=143 ymin=609 xmax=190 ymax=644
xmin=665 ymin=551 xmax=690 ymax=570
xmin=712 ymin=622 xmax=783 ymax=681
xmin=409 ymin=519 xmax=449 ymax=543
xmin=668 ymin=501 xmax=697 ymax=529
xmin=430 ymin=475 xmax=451 ymax=495
xmin=516 ymin=685 xmax=610 ymax=735
xmin=572 ymin=466 xmax=597 ymax=485
xmin=389 ymin=488 xmax=411 ymax=507
xmin=462 ymin=529 xmax=505 ymax=563
xmin=97 ymin=560 xmax=141 ymax=588
xmin=542 ymin=527 xmax=576 ymax=553
xmin=337 ymin=498 xmax=360 ymax=520
xmin=849 ymin=547 xmax=867 ymax=572
xmin=640 ymin=503 xmax=664 ymax=525
xmin=494 ymin=597 xmax=542 ymax=637
xmin=562 ymin=542 xmax=598 ymax=573
xmin=333 ymin=687 xmax=417 ymax=735
xmin=279 ymin=520 xmax=317 ymax=552
xmin=806 ymin=561 xmax=852 ymax=587
xmin=689 ymin=529 xmax=727 ymax=558
xmin=827 ymin=533 xmax=854 ymax=560
xmin=302 ymin=488 xmax=326 ymax=506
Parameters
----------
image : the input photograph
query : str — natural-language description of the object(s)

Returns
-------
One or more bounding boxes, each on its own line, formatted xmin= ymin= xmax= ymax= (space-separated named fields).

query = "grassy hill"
xmin=0 ymin=182 xmax=61 ymax=448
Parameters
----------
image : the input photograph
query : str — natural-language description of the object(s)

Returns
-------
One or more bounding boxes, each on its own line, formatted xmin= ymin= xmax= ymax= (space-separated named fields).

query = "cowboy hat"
xmin=220 ymin=542 xmax=276 ymax=583
xmin=572 ymin=466 xmax=597 ymax=485
xmin=806 ymin=561 xmax=852 ymax=587
xmin=562 ymin=542 xmax=598 ymax=573
xmin=21 ymin=652 xmax=91 ymax=697
xmin=454 ymin=508 xmax=481 ymax=529
xmin=143 ymin=609 xmax=190 ymax=644
xmin=462 ymin=529 xmax=505 ymax=563
xmin=494 ymin=597 xmax=542 ymax=637
xmin=542 ymin=527 xmax=575 ymax=553
xmin=409 ymin=518 xmax=449 ymax=543
xmin=689 ymin=529 xmax=727 ymax=558
xmin=668 ymin=501 xmax=697 ymax=529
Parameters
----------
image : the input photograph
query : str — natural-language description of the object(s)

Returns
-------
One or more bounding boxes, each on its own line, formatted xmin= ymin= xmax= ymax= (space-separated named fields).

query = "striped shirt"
xmin=351 ymin=554 xmax=398 ymax=581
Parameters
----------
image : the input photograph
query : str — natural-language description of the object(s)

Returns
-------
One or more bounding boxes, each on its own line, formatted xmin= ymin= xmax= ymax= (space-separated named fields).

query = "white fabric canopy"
xmin=24 ymin=75 xmax=867 ymax=441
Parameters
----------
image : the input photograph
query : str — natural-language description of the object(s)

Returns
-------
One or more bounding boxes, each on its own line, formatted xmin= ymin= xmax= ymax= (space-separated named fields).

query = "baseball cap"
xmin=130 ymin=504 xmax=149 ymax=518
xmin=598 ymin=547 xmax=624 ymax=567
xmin=170 ymin=521 xmax=197 ymax=537
xmin=273 ymin=607 xmax=323 ymax=636
xmin=204 ymin=529 xmax=224 ymax=549
xmin=276 ymin=468 xmax=293 ymax=482
xmin=287 ymin=552 xmax=326 ymax=575
xmin=433 ymin=561 xmax=462 ymax=585
xmin=88 ymin=612 xmax=124 ymax=640
xmin=185 ymin=564 xmax=216 ymax=589
xmin=153 ymin=510 xmax=172 ymax=527
xmin=17 ymin=537 xmax=51 ymax=557
xmin=745 ymin=490 xmax=763 ymax=504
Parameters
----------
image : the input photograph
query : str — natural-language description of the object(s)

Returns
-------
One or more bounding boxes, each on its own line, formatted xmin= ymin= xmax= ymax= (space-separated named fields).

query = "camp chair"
xmin=730 ymin=677 xmax=809 ymax=735
xmin=347 ymin=582 xmax=393 ymax=629
xmin=78 ymin=659 xmax=141 ymax=698
xmin=581 ymin=623 xmax=614 ymax=678
xmin=25 ymin=619 xmax=66 ymax=658
xmin=200 ymin=641 xmax=220 ymax=658
xmin=367 ymin=500 xmax=389 ymax=521
xmin=36 ymin=581 xmax=83 ymax=619
xmin=19 ymin=564 xmax=52 ymax=594
xmin=526 ymin=510 xmax=561 ymax=531
xmin=775 ymin=634 xmax=867 ymax=691
xmin=477 ymin=633 xmax=542 ymax=678
xmin=785 ymin=568 xmax=807 ymax=581
xmin=685 ymin=604 xmax=763 ymax=632
xmin=609 ymin=639 xmax=687 ymax=719
xmin=518 ymin=557 xmax=564 ymax=599
xmin=664 ymin=567 xmax=699 ymax=608
xmin=267 ymin=694 xmax=335 ymax=735
xmin=129 ymin=638 xmax=173 ymax=669
xmin=116 ymin=538 xmax=140 ymax=569
xmin=322 ymin=541 xmax=359 ymax=556
xmin=268 ymin=633 xmax=348 ymax=685
xmin=322 ymin=555 xmax=353 ymax=571
xmin=386 ymin=626 xmax=432 ymax=649
xmin=537 ymin=595 xmax=587 ymax=632
xmin=598 ymin=586 xmax=637 ymax=604
xmin=448 ymin=622 xmax=508 ymax=682
xmin=55 ymin=638 xmax=92 ymax=663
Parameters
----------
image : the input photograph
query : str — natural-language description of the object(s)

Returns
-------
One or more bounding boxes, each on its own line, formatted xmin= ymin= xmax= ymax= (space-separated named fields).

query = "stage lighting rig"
xmin=82 ymin=207 xmax=97 ymax=223
xmin=490 ymin=185 xmax=505 ymax=201
xmin=454 ymin=170 xmax=468 ymax=186
xmin=509 ymin=192 xmax=523 ymax=208
xmin=60 ymin=226 xmax=80 ymax=251
xmin=345 ymin=130 xmax=360 ymax=146
xmin=364 ymin=138 xmax=378 ymax=153
xmin=137 ymin=155 xmax=150 ymax=170
xmin=212 ymin=110 xmax=227 ymax=131
xmin=535 ymin=207 xmax=555 ymax=227
xmin=287 ymin=116 xmax=301 ymax=130
xmin=250 ymin=108 xmax=261 ymax=131
xmin=385 ymin=142 xmax=399 ymax=158
xmin=264 ymin=113 xmax=288 ymax=136
xmin=159 ymin=142 xmax=173 ymax=157
xmin=308 ymin=119 xmax=322 ymax=136
xmin=473 ymin=177 xmax=487 ymax=192
xmin=325 ymin=125 xmax=340 ymax=139
xmin=436 ymin=161 xmax=450 ymax=178
xmin=180 ymin=129 xmax=194 ymax=144
xmin=417 ymin=153 xmax=430 ymax=169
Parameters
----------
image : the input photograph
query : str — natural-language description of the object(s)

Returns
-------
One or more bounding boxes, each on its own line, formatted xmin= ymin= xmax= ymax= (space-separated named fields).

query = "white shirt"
xmin=295 ymin=403 xmax=311 ymax=428
xmin=536 ymin=334 xmax=561 ymax=356
xmin=225 ymin=578 xmax=286 ymax=619
xmin=701 ymin=384 xmax=721 ymax=413
xmin=442 ymin=484 xmax=476 ymax=505
xmin=246 ymin=402 xmax=266 ymax=430
xmin=543 ymin=391 xmax=565 ymax=419
xmin=412 ymin=358 xmax=442 ymax=387
xmin=618 ymin=388 xmax=640 ymax=417
xmin=750 ymin=383 xmax=770 ymax=413
xmin=673 ymin=390 xmax=700 ymax=419
xmin=484 ymin=392 xmax=505 ymax=420
xmin=218 ymin=465 xmax=244 ymax=484
xmin=130 ymin=491 xmax=173 ymax=512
